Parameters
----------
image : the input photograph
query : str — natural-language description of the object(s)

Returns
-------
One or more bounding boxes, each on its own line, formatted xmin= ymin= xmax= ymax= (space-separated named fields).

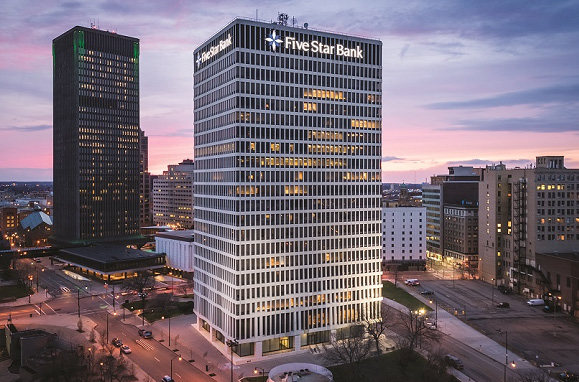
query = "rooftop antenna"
xmin=292 ymin=16 xmax=297 ymax=27
xmin=278 ymin=13 xmax=288 ymax=26
xmin=304 ymin=22 xmax=309 ymax=29
xmin=256 ymin=9 xmax=258 ymax=21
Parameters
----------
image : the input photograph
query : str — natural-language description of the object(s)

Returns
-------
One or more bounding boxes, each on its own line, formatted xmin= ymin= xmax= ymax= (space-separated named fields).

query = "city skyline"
xmin=1 ymin=0 xmax=578 ymax=182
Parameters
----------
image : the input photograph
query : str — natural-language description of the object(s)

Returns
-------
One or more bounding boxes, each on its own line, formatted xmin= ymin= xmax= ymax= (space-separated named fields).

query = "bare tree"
xmin=121 ymin=270 xmax=156 ymax=324
xmin=512 ymin=370 xmax=552 ymax=382
xmin=177 ymin=276 xmax=194 ymax=296
xmin=120 ymin=270 xmax=155 ymax=295
xmin=392 ymin=308 xmax=440 ymax=352
xmin=363 ymin=302 xmax=396 ymax=355
xmin=321 ymin=325 xmax=373 ymax=379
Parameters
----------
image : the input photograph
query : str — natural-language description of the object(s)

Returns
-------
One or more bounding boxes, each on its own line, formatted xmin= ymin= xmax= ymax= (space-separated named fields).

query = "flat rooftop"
xmin=57 ymin=244 xmax=165 ymax=274
xmin=156 ymin=230 xmax=195 ymax=242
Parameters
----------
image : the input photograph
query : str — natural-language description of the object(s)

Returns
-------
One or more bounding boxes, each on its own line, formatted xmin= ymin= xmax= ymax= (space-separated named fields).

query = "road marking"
xmin=136 ymin=339 xmax=155 ymax=351
xmin=44 ymin=302 xmax=58 ymax=314
xmin=154 ymin=357 xmax=160 ymax=362
xmin=175 ymin=373 xmax=181 ymax=379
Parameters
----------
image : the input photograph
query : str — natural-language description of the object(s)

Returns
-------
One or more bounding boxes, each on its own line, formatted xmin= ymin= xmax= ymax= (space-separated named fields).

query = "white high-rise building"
xmin=193 ymin=17 xmax=383 ymax=359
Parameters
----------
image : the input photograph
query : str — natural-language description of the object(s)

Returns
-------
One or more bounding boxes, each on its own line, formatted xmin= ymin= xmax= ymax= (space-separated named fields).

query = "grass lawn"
xmin=0 ymin=284 xmax=32 ymax=300
xmin=122 ymin=300 xmax=193 ymax=322
xmin=382 ymin=281 xmax=432 ymax=312
xmin=329 ymin=350 xmax=458 ymax=382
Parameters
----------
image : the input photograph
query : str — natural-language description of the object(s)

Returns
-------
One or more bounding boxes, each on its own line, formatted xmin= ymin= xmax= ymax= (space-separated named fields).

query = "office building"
xmin=140 ymin=129 xmax=152 ymax=227
xmin=152 ymin=159 xmax=194 ymax=229
xmin=479 ymin=156 xmax=579 ymax=297
xmin=52 ymin=26 xmax=140 ymax=244
xmin=155 ymin=230 xmax=195 ymax=274
xmin=193 ymin=17 xmax=383 ymax=359
xmin=424 ymin=166 xmax=481 ymax=277
xmin=381 ymin=206 xmax=426 ymax=270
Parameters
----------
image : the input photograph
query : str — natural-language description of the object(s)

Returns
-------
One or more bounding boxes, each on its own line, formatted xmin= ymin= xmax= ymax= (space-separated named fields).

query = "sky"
xmin=1 ymin=0 xmax=578 ymax=183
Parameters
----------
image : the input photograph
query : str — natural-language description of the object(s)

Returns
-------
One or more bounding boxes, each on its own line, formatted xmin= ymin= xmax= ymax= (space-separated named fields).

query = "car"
xmin=120 ymin=345 xmax=131 ymax=354
xmin=496 ymin=302 xmax=510 ymax=308
xmin=527 ymin=298 xmax=545 ymax=306
xmin=425 ymin=321 xmax=437 ymax=330
xmin=543 ymin=304 xmax=562 ymax=313
xmin=445 ymin=354 xmax=464 ymax=370
xmin=557 ymin=371 xmax=579 ymax=381
xmin=404 ymin=279 xmax=420 ymax=286
xmin=112 ymin=337 xmax=122 ymax=347
xmin=33 ymin=258 xmax=42 ymax=263
xmin=161 ymin=376 xmax=174 ymax=382
xmin=420 ymin=290 xmax=434 ymax=295
xmin=138 ymin=329 xmax=153 ymax=338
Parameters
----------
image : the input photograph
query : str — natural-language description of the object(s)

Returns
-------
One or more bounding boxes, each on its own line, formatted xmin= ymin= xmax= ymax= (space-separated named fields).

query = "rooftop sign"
xmin=196 ymin=34 xmax=232 ymax=68
xmin=265 ymin=29 xmax=364 ymax=59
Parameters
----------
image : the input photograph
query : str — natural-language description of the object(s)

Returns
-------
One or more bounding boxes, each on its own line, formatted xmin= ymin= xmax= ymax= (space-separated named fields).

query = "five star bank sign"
xmin=266 ymin=29 xmax=364 ymax=59
xmin=196 ymin=28 xmax=364 ymax=68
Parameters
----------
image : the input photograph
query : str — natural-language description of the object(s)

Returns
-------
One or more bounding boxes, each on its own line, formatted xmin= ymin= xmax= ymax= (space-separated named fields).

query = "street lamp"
xmin=162 ymin=314 xmax=172 ymax=346
xmin=106 ymin=311 xmax=109 ymax=343
xmin=491 ymin=278 xmax=495 ymax=308
xmin=429 ymin=299 xmax=438 ymax=324
xmin=254 ymin=367 xmax=267 ymax=382
xmin=226 ymin=339 xmax=239 ymax=382
xmin=170 ymin=355 xmax=182 ymax=381
xmin=498 ymin=329 xmax=508 ymax=382
xmin=28 ymin=275 xmax=33 ymax=303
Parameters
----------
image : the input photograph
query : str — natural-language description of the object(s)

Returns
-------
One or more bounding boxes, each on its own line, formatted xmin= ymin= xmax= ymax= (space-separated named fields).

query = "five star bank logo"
xmin=265 ymin=30 xmax=283 ymax=51
xmin=195 ymin=53 xmax=202 ymax=68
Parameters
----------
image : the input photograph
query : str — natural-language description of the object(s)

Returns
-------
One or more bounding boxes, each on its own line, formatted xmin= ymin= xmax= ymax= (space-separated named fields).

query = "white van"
xmin=527 ymin=298 xmax=545 ymax=306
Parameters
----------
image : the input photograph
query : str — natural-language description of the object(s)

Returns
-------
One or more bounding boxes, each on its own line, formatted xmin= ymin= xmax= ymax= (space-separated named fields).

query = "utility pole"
xmin=77 ymin=289 xmax=80 ymax=317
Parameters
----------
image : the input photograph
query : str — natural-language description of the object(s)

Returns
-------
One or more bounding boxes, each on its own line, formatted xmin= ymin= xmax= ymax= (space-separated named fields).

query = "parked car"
xmin=420 ymin=290 xmax=434 ymax=295
xmin=425 ymin=321 xmax=437 ymax=330
xmin=557 ymin=371 xmax=579 ymax=381
xmin=497 ymin=285 xmax=512 ymax=294
xmin=543 ymin=304 xmax=562 ymax=313
xmin=112 ymin=337 xmax=122 ymax=347
xmin=138 ymin=329 xmax=153 ymax=338
xmin=445 ymin=354 xmax=464 ymax=370
xmin=527 ymin=298 xmax=545 ymax=306
xmin=120 ymin=345 xmax=131 ymax=354
xmin=161 ymin=376 xmax=174 ymax=382
xmin=496 ymin=302 xmax=510 ymax=308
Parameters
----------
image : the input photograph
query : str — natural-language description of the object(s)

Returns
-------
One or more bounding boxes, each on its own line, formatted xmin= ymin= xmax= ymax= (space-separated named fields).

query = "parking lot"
xmin=391 ymin=271 xmax=579 ymax=375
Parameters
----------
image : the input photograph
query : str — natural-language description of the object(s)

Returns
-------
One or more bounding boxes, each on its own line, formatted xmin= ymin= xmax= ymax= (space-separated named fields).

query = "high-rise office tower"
xmin=140 ymin=129 xmax=152 ymax=227
xmin=52 ymin=26 xmax=140 ymax=244
xmin=193 ymin=17 xmax=383 ymax=358
xmin=153 ymin=159 xmax=194 ymax=228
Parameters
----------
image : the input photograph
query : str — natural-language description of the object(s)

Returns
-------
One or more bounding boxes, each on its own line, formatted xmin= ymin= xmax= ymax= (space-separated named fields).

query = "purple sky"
xmin=1 ymin=0 xmax=578 ymax=182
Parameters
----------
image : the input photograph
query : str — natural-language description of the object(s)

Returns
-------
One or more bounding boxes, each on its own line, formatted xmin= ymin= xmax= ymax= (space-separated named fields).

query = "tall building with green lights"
xmin=52 ymin=26 xmax=141 ymax=244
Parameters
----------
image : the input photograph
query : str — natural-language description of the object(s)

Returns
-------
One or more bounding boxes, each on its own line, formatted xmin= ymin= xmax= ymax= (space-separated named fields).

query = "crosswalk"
xmin=136 ymin=339 xmax=155 ymax=351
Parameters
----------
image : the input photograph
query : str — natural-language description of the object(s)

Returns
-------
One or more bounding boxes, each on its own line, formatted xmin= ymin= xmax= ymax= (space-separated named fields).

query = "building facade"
xmin=52 ymin=26 xmax=141 ymax=244
xmin=479 ymin=156 xmax=579 ymax=296
xmin=381 ymin=206 xmax=426 ymax=270
xmin=140 ymin=129 xmax=152 ymax=227
xmin=152 ymin=159 xmax=194 ymax=229
xmin=155 ymin=230 xmax=195 ymax=274
xmin=425 ymin=167 xmax=481 ymax=276
xmin=193 ymin=17 xmax=383 ymax=358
